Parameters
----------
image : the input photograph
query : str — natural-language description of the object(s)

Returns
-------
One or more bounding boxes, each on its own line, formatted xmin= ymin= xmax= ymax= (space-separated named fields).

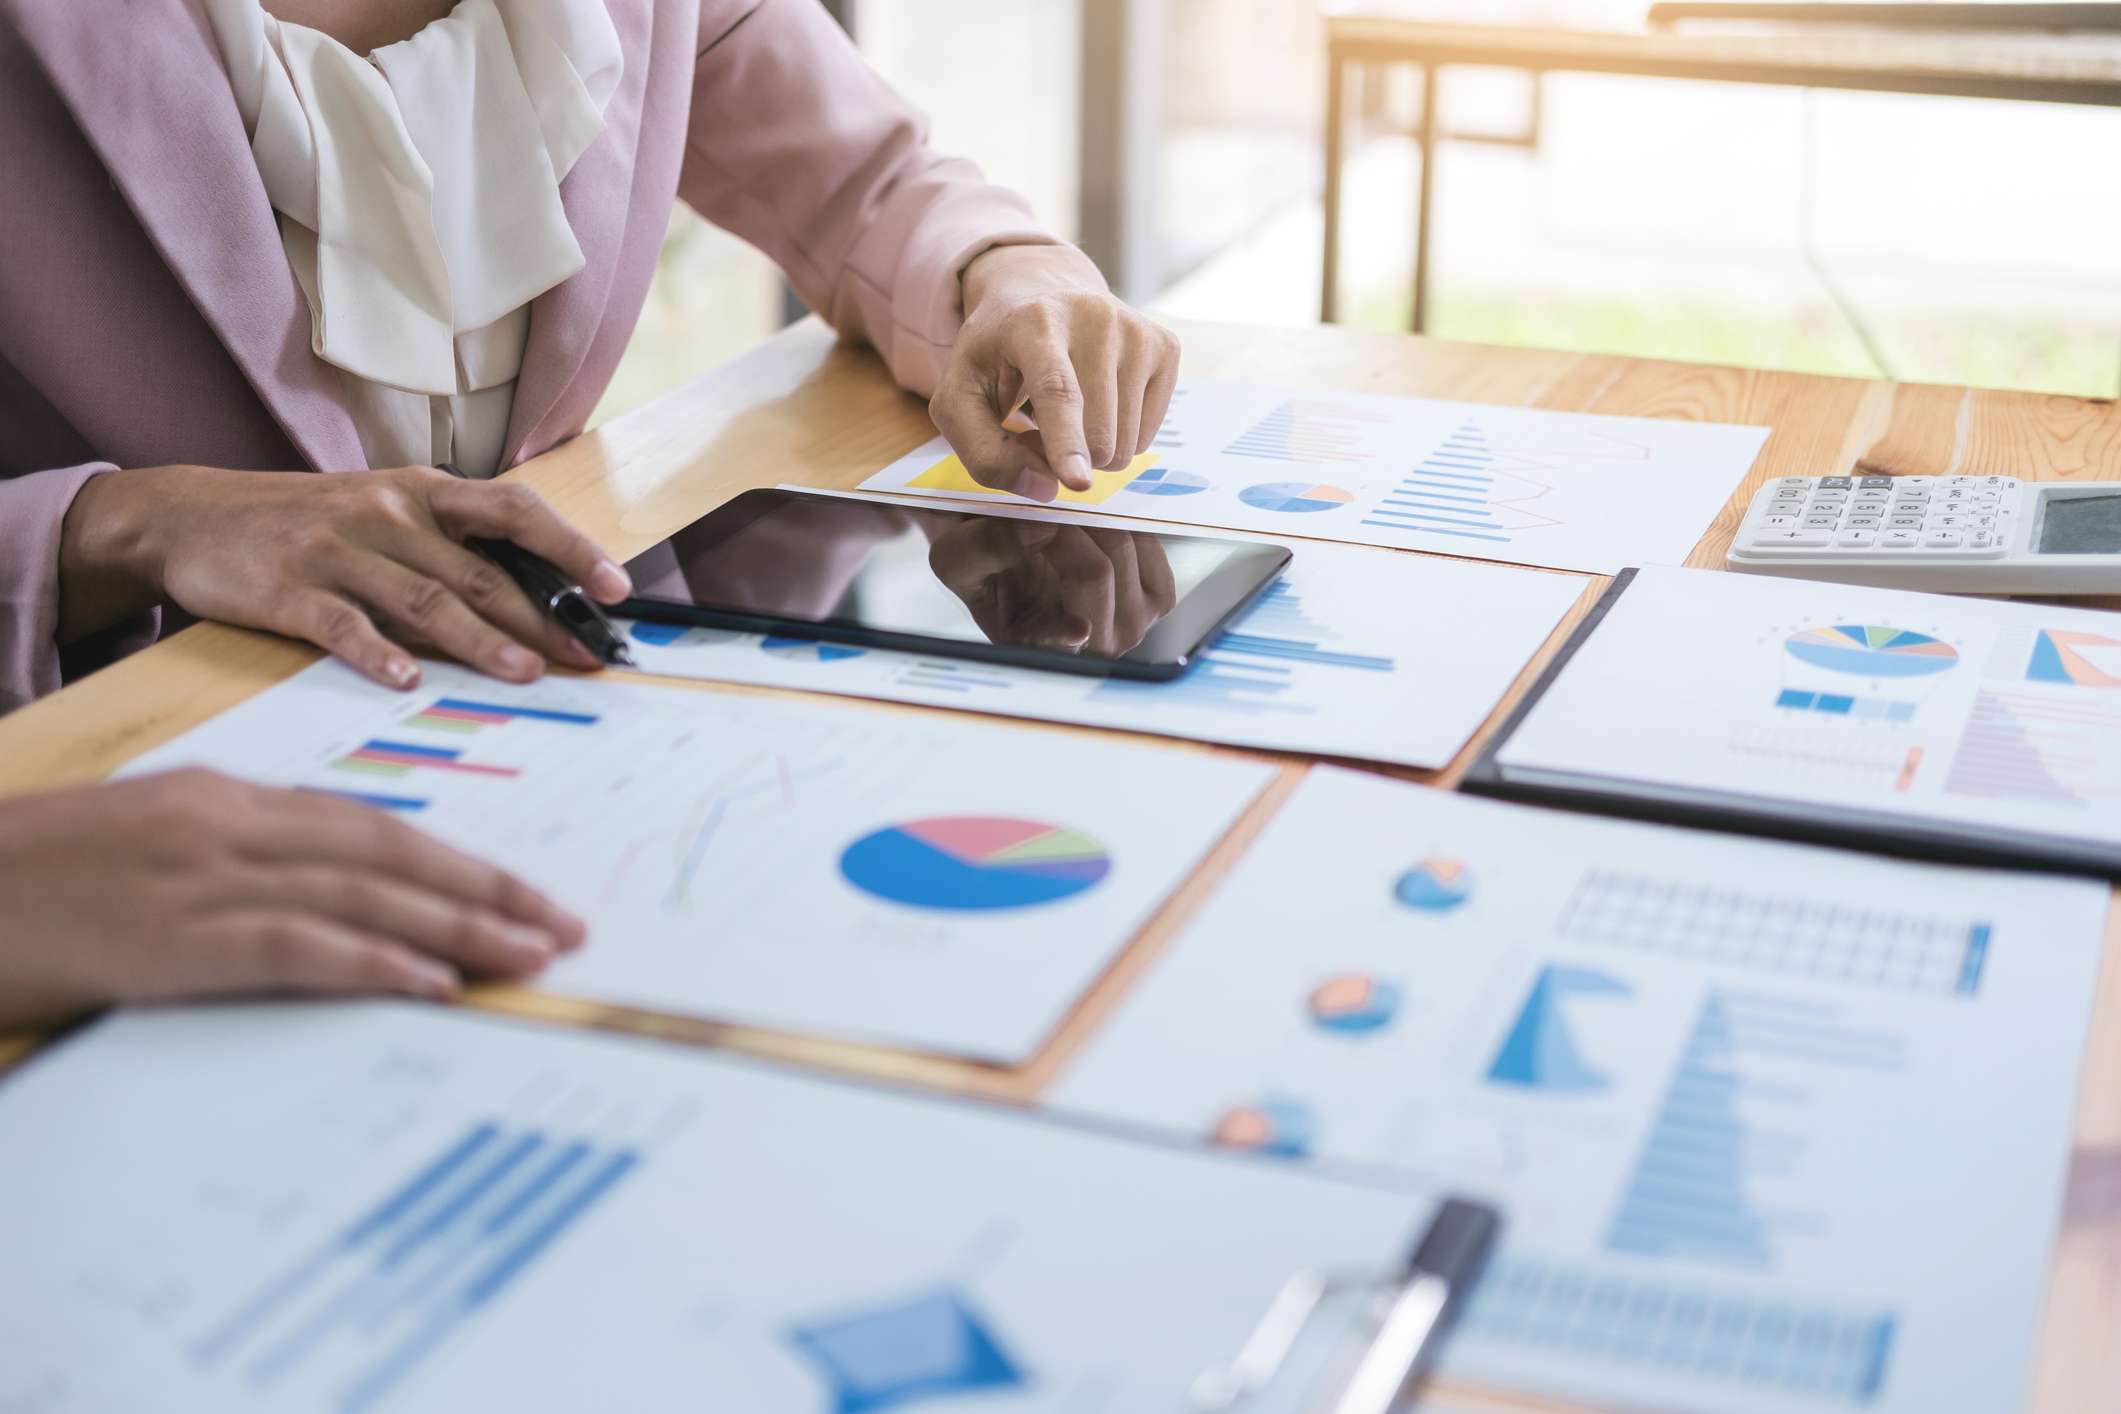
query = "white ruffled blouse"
xmin=204 ymin=0 xmax=623 ymax=476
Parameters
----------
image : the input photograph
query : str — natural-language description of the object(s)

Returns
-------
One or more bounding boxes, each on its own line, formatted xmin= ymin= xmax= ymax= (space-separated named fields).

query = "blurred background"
xmin=594 ymin=0 xmax=2121 ymax=426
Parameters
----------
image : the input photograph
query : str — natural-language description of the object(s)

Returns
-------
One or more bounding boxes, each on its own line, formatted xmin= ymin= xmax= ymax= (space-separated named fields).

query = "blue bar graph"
xmin=1606 ymin=994 xmax=1904 ymax=1271
xmin=299 ymin=786 xmax=432 ymax=813
xmin=1090 ymin=579 xmax=1393 ymax=717
xmin=1461 ymin=1253 xmax=1897 ymax=1405
xmin=430 ymin=697 xmax=600 ymax=726
xmin=189 ymin=1120 xmax=640 ymax=1411
xmin=1210 ymin=581 xmax=1395 ymax=673
xmin=1364 ymin=421 xmax=1518 ymax=541
xmin=897 ymin=660 xmax=1016 ymax=695
xmin=1777 ymin=689 xmax=1917 ymax=723
xmin=1093 ymin=655 xmax=1314 ymax=715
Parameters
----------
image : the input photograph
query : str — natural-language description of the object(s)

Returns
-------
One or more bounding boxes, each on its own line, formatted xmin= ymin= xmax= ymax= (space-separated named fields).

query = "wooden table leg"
xmin=1322 ymin=44 xmax=1346 ymax=324
xmin=1413 ymin=60 xmax=1439 ymax=335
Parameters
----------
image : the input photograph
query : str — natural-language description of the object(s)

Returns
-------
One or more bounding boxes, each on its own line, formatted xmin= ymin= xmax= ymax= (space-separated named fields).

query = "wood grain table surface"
xmin=3 ymin=316 xmax=2118 ymax=1412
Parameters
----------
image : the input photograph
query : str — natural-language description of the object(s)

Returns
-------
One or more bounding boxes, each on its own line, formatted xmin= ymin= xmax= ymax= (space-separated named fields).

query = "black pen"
xmin=1333 ymin=1198 xmax=1500 ymax=1414
xmin=437 ymin=464 xmax=637 ymax=669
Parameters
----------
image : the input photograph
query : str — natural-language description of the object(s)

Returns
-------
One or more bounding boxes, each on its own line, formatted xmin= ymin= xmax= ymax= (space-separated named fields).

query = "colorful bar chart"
xmin=333 ymin=740 xmax=521 ymax=780
xmin=1460 ymin=1253 xmax=1897 ymax=1406
xmin=191 ymin=1119 xmax=639 ymax=1412
xmin=406 ymin=698 xmax=601 ymax=732
xmin=1221 ymin=398 xmax=1389 ymax=463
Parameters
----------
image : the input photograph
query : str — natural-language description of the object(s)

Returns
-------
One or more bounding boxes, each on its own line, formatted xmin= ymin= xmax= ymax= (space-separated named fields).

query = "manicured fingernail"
xmin=500 ymin=645 xmax=541 ymax=678
xmin=408 ymin=958 xmax=459 ymax=1000
xmin=500 ymin=923 xmax=557 ymax=968
xmin=385 ymin=657 xmax=420 ymax=688
xmin=1059 ymin=453 xmax=1093 ymax=489
xmin=589 ymin=559 xmax=632 ymax=601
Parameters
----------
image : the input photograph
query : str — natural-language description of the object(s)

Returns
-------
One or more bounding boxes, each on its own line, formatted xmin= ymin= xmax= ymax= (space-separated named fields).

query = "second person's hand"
xmin=929 ymin=244 xmax=1182 ymax=503
xmin=61 ymin=464 xmax=634 ymax=690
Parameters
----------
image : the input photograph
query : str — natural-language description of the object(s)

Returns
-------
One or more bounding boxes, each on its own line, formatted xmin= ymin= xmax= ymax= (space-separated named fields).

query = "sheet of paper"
xmin=858 ymin=376 xmax=1769 ymax=574
xmin=1050 ymin=766 xmax=2106 ymax=1414
xmin=0 ymin=1002 xmax=1434 ymax=1412
xmin=1494 ymin=564 xmax=2121 ymax=857
xmin=618 ymin=492 xmax=1583 ymax=770
xmin=118 ymin=661 xmax=1272 ymax=1061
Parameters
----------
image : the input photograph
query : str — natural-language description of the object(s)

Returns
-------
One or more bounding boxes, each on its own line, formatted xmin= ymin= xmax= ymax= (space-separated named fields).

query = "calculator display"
xmin=2036 ymin=494 xmax=2121 ymax=554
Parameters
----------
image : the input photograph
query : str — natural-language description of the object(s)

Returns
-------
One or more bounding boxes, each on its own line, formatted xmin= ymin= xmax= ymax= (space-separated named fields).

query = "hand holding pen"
xmin=438 ymin=463 xmax=637 ymax=671
xmin=64 ymin=462 xmax=636 ymax=693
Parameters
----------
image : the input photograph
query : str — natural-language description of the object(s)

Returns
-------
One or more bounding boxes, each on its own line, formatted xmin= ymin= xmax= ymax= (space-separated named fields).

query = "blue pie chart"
xmin=1239 ymin=481 xmax=1356 ymax=514
xmin=1124 ymin=466 xmax=1211 ymax=496
xmin=840 ymin=817 xmax=1112 ymax=911
xmin=1395 ymin=857 xmax=1474 ymax=912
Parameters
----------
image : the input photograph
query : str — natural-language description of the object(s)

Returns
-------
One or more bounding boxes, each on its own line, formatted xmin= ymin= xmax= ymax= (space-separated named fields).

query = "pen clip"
xmin=1189 ymin=1197 xmax=1500 ymax=1414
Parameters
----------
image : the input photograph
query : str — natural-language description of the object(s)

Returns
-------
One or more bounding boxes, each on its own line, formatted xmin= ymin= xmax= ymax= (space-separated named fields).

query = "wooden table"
xmin=1320 ymin=11 xmax=2121 ymax=329
xmin=4 ymin=317 xmax=2120 ymax=1411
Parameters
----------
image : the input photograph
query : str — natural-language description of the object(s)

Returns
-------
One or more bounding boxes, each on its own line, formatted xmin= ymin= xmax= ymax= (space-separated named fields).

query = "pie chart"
xmin=1309 ymin=974 xmax=1401 ymax=1035
xmin=1785 ymin=625 xmax=1958 ymax=678
xmin=1123 ymin=466 xmax=1211 ymax=496
xmin=762 ymin=635 xmax=867 ymax=663
xmin=1238 ymin=481 xmax=1355 ymax=514
xmin=628 ymin=621 xmax=739 ymax=649
xmin=1395 ymin=857 xmax=1474 ymax=912
xmin=1212 ymin=1098 xmax=1315 ymax=1159
xmin=839 ymin=816 xmax=1112 ymax=911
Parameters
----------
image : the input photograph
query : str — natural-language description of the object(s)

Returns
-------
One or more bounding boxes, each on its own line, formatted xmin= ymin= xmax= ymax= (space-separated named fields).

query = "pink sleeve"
xmin=0 ymin=462 xmax=118 ymax=714
xmin=680 ymin=0 xmax=1091 ymax=396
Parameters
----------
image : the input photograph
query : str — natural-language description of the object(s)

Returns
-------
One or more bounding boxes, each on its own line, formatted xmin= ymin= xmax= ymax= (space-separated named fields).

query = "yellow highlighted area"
xmin=908 ymin=451 xmax=1161 ymax=505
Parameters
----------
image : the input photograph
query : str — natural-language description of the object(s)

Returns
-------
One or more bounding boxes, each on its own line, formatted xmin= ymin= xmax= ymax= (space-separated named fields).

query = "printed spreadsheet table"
xmin=1555 ymin=869 xmax=1992 ymax=996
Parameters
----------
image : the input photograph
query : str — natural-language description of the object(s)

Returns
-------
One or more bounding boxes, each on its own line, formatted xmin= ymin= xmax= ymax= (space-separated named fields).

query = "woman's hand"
xmin=60 ymin=464 xmax=632 ymax=690
xmin=0 ymin=769 xmax=585 ymax=1028
xmin=929 ymin=244 xmax=1182 ymax=502
xmin=927 ymin=517 xmax=1178 ymax=656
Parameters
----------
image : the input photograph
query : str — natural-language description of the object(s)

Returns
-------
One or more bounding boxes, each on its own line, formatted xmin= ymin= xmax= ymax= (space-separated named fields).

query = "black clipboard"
xmin=1463 ymin=569 xmax=2121 ymax=880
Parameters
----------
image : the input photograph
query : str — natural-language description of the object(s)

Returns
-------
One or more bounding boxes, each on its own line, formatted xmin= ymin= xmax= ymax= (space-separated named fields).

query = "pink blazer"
xmin=0 ymin=0 xmax=1059 ymax=712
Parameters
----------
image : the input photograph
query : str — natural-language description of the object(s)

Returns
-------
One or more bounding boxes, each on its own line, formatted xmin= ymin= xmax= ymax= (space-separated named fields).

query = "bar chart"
xmin=1605 ymin=992 xmax=1904 ymax=1271
xmin=191 ymin=1119 xmax=641 ymax=1412
xmin=1459 ymin=1253 xmax=1898 ymax=1407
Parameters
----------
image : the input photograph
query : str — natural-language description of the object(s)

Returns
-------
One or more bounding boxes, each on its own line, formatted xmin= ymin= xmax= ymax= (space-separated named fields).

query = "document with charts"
xmin=857 ymin=377 xmax=1769 ymax=574
xmin=0 ymin=1003 xmax=1435 ymax=1413
xmin=117 ymin=661 xmax=1272 ymax=1061
xmin=1482 ymin=564 xmax=2121 ymax=872
xmin=619 ymin=494 xmax=1584 ymax=770
xmin=1050 ymin=767 xmax=2106 ymax=1414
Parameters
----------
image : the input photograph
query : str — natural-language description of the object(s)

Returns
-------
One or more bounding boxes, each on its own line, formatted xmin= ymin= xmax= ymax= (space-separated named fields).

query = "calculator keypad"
xmin=1737 ymin=475 xmax=2019 ymax=557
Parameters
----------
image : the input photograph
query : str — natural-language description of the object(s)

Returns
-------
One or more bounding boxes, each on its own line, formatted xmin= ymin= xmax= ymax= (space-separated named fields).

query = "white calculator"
xmin=1727 ymin=475 xmax=2121 ymax=593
